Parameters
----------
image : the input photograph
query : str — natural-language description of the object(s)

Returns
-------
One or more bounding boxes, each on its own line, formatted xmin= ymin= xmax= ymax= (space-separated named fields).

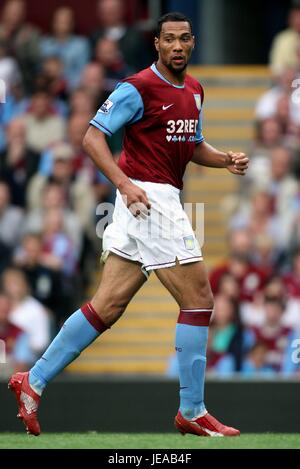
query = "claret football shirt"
xmin=90 ymin=63 xmax=205 ymax=189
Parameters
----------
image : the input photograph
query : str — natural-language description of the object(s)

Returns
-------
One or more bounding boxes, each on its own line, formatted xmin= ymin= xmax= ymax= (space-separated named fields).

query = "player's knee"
xmin=181 ymin=282 xmax=214 ymax=310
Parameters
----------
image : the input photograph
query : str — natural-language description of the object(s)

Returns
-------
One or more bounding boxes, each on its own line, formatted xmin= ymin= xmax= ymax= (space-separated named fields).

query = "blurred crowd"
xmin=203 ymin=4 xmax=300 ymax=378
xmin=1 ymin=0 xmax=300 ymax=379
xmin=0 ymin=0 xmax=153 ymax=377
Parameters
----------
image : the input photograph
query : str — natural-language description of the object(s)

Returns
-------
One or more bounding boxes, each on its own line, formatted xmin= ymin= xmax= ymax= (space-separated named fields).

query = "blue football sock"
xmin=176 ymin=308 xmax=212 ymax=419
xmin=29 ymin=304 xmax=108 ymax=395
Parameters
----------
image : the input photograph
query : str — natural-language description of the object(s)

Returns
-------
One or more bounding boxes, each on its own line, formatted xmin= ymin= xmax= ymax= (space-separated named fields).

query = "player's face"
xmin=155 ymin=22 xmax=195 ymax=74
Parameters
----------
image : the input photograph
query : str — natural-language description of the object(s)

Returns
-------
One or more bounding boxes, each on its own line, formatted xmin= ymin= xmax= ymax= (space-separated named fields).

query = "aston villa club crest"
xmin=194 ymin=94 xmax=201 ymax=111
xmin=183 ymin=235 xmax=195 ymax=250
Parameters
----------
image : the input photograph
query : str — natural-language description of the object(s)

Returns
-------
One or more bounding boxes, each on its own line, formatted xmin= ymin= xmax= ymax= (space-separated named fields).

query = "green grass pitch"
xmin=0 ymin=433 xmax=300 ymax=449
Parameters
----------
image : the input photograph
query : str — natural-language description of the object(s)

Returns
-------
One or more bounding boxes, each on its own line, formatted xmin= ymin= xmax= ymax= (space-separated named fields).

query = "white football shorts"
xmin=101 ymin=179 xmax=203 ymax=277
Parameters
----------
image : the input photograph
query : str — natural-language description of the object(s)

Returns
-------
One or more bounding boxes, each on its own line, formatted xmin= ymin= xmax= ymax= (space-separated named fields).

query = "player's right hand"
xmin=118 ymin=180 xmax=151 ymax=219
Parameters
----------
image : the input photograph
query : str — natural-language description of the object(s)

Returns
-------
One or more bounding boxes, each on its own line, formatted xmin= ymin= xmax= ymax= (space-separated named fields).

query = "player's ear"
xmin=154 ymin=37 xmax=159 ymax=52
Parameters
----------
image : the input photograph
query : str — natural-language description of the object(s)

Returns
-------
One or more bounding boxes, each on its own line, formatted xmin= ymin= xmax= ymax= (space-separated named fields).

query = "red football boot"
xmin=175 ymin=410 xmax=240 ymax=437
xmin=8 ymin=372 xmax=41 ymax=436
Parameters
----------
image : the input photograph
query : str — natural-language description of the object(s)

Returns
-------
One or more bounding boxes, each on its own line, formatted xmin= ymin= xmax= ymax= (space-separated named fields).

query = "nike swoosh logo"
xmin=162 ymin=104 xmax=174 ymax=110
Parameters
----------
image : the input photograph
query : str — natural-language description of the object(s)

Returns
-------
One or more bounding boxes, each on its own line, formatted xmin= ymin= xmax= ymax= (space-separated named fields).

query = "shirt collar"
xmin=150 ymin=63 xmax=185 ymax=89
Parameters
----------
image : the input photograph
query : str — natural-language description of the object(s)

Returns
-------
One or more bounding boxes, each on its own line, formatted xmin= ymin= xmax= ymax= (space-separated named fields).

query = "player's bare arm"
xmin=83 ymin=126 xmax=151 ymax=216
xmin=192 ymin=140 xmax=249 ymax=176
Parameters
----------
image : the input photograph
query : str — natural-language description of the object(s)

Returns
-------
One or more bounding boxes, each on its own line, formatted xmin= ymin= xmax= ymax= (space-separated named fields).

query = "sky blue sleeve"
xmin=90 ymin=82 xmax=144 ymax=136
xmin=195 ymin=108 xmax=205 ymax=144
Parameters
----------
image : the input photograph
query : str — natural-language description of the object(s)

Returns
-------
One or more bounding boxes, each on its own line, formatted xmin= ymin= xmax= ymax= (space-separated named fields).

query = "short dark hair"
xmin=264 ymin=296 xmax=285 ymax=310
xmin=156 ymin=12 xmax=193 ymax=37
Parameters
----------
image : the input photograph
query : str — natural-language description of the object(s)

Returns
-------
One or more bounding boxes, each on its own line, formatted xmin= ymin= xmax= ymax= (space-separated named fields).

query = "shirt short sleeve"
xmin=195 ymin=108 xmax=205 ymax=144
xmin=90 ymin=82 xmax=144 ymax=136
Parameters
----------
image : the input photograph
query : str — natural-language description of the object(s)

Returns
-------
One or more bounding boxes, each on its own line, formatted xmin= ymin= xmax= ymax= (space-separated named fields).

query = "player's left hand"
xmin=226 ymin=151 xmax=249 ymax=176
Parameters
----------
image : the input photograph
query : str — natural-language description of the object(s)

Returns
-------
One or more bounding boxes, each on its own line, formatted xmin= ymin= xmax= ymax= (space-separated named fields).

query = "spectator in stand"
xmin=24 ymin=181 xmax=83 ymax=254
xmin=284 ymin=192 xmax=300 ymax=252
xmin=38 ymin=115 xmax=118 ymax=208
xmin=95 ymin=37 xmax=133 ymax=93
xmin=67 ymin=115 xmax=94 ymax=179
xmin=251 ymin=234 xmax=278 ymax=278
xmin=69 ymin=88 xmax=96 ymax=117
xmin=241 ymin=342 xmax=275 ymax=376
xmin=241 ymin=274 xmax=300 ymax=332
xmin=275 ymin=94 xmax=293 ymax=132
xmin=237 ymin=191 xmax=268 ymax=232
xmin=283 ymin=249 xmax=300 ymax=331
xmin=245 ymin=297 xmax=291 ymax=373
xmin=275 ymin=92 xmax=290 ymax=126
xmin=255 ymin=118 xmax=285 ymax=150
xmin=210 ymin=252 xmax=267 ymax=303
xmin=38 ymin=118 xmax=93 ymax=182
xmin=227 ymin=228 xmax=253 ymax=258
xmin=0 ymin=109 xmax=5 ymax=155
xmin=229 ymin=190 xmax=284 ymax=253
xmin=27 ymin=143 xmax=96 ymax=242
xmin=240 ymin=276 xmax=285 ymax=328
xmin=275 ymin=94 xmax=300 ymax=150
xmin=225 ymin=230 xmax=276 ymax=280
xmin=68 ymin=114 xmax=117 ymax=204
xmin=207 ymin=294 xmax=244 ymax=375
xmin=1 ymin=80 xmax=28 ymax=126
xmin=90 ymin=0 xmax=149 ymax=71
xmin=0 ymin=181 xmax=24 ymax=273
xmin=269 ymin=5 xmax=300 ymax=76
xmin=68 ymin=115 xmax=116 ymax=205
xmin=40 ymin=56 xmax=69 ymax=103
xmin=13 ymin=233 xmax=67 ymax=323
xmin=246 ymin=118 xmax=284 ymax=188
xmin=242 ymin=146 xmax=298 ymax=219
xmin=216 ymin=273 xmax=241 ymax=302
xmin=296 ymin=33 xmax=300 ymax=67
xmin=2 ymin=267 xmax=50 ymax=359
xmin=0 ymin=37 xmax=21 ymax=93
xmin=0 ymin=0 xmax=40 ymax=92
xmin=268 ymin=147 xmax=298 ymax=216
xmin=0 ymin=44 xmax=27 ymax=154
xmin=80 ymin=62 xmax=107 ymax=104
xmin=238 ymin=148 xmax=298 ymax=246
xmin=255 ymin=68 xmax=300 ymax=126
xmin=210 ymin=228 xmax=268 ymax=302
xmin=41 ymin=6 xmax=90 ymax=91
xmin=228 ymin=228 xmax=279 ymax=275
xmin=285 ymin=251 xmax=300 ymax=300
xmin=0 ymin=118 xmax=37 ymax=207
xmin=0 ymin=289 xmax=33 ymax=377
xmin=23 ymin=90 xmax=66 ymax=155
xmin=40 ymin=208 xmax=77 ymax=278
